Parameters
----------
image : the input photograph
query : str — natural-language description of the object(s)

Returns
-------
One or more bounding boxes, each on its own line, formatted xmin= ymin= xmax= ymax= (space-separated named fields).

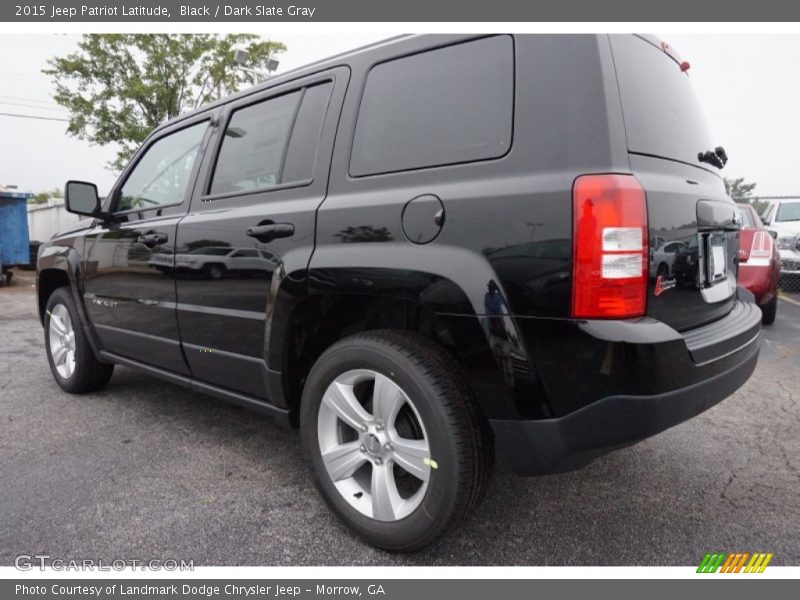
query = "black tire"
xmin=44 ymin=287 xmax=114 ymax=393
xmin=300 ymin=329 xmax=493 ymax=552
xmin=761 ymin=295 xmax=777 ymax=325
xmin=202 ymin=263 xmax=225 ymax=280
xmin=656 ymin=263 xmax=669 ymax=278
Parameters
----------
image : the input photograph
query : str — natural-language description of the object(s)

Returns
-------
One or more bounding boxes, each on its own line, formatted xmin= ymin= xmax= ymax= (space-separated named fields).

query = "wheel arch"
xmin=37 ymin=244 xmax=82 ymax=324
xmin=266 ymin=244 xmax=548 ymax=422
xmin=37 ymin=244 xmax=106 ymax=361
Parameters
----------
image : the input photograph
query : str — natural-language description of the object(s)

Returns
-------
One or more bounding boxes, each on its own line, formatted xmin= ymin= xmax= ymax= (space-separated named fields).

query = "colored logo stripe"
xmin=697 ymin=552 xmax=773 ymax=573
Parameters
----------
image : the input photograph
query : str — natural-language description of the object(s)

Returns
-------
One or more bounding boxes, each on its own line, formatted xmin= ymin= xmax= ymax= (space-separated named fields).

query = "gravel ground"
xmin=1 ymin=269 xmax=798 ymax=566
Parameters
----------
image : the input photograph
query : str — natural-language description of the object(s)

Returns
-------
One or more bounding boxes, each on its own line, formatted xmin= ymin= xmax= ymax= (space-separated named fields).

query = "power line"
xmin=0 ymin=93 xmax=60 ymax=106
xmin=0 ymin=112 xmax=69 ymax=122
xmin=0 ymin=100 xmax=66 ymax=112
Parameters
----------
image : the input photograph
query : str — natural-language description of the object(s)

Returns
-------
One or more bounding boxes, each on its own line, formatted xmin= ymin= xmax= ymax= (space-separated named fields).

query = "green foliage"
xmin=334 ymin=226 xmax=394 ymax=243
xmin=751 ymin=199 xmax=770 ymax=216
xmin=28 ymin=187 xmax=62 ymax=204
xmin=29 ymin=193 xmax=50 ymax=204
xmin=44 ymin=34 xmax=286 ymax=171
xmin=724 ymin=177 xmax=757 ymax=203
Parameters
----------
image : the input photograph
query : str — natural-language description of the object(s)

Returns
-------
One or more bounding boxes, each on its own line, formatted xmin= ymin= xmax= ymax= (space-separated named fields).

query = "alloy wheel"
xmin=317 ymin=369 xmax=431 ymax=522
xmin=48 ymin=303 xmax=76 ymax=379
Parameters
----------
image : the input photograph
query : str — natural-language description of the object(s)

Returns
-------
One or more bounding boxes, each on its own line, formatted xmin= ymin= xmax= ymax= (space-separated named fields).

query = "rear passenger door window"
xmin=209 ymin=82 xmax=333 ymax=197
xmin=350 ymin=35 xmax=514 ymax=177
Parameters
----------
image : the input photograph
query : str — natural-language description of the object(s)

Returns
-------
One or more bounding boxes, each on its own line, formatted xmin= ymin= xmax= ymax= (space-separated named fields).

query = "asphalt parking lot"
xmin=1 ymin=269 xmax=798 ymax=566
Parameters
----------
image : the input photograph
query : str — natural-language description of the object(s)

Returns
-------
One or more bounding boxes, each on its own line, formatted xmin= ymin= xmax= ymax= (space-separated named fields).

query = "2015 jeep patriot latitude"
xmin=38 ymin=34 xmax=761 ymax=551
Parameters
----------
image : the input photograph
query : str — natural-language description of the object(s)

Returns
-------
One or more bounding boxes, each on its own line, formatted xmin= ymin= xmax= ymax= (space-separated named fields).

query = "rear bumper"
xmin=492 ymin=299 xmax=761 ymax=475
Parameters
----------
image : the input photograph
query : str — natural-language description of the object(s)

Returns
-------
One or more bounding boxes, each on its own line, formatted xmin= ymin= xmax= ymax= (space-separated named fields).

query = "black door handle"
xmin=246 ymin=222 xmax=294 ymax=243
xmin=137 ymin=231 xmax=168 ymax=247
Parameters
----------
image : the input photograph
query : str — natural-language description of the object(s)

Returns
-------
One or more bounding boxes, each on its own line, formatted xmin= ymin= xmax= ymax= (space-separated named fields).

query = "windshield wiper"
xmin=698 ymin=146 xmax=728 ymax=169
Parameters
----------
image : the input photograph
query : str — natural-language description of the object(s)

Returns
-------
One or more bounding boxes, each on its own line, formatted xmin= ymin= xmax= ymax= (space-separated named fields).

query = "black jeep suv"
xmin=38 ymin=34 xmax=761 ymax=551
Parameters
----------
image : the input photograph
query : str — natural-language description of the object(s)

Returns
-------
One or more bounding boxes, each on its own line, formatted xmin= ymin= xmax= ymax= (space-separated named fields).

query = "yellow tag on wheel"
xmin=423 ymin=457 xmax=438 ymax=469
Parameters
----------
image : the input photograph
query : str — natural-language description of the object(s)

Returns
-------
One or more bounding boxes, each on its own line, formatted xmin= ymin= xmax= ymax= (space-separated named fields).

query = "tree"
xmin=723 ymin=177 xmax=757 ymax=203
xmin=29 ymin=193 xmax=50 ymax=205
xmin=44 ymin=34 xmax=285 ymax=171
xmin=28 ymin=187 xmax=62 ymax=205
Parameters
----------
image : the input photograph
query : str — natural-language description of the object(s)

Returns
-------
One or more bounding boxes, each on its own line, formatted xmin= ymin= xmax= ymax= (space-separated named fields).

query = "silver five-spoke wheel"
xmin=48 ymin=303 xmax=76 ymax=379
xmin=317 ymin=369 xmax=431 ymax=522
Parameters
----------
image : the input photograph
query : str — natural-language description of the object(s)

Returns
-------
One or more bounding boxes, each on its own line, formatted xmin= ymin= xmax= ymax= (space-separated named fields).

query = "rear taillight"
xmin=741 ymin=230 xmax=773 ymax=267
xmin=572 ymin=174 xmax=649 ymax=319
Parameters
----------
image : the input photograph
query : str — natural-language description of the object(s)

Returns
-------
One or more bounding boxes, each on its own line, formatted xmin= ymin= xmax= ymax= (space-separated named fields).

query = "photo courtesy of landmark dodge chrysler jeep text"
xmin=37 ymin=35 xmax=762 ymax=551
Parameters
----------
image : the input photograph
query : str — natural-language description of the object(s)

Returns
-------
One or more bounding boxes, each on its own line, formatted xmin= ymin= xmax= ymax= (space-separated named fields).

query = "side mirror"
xmin=768 ymin=230 xmax=778 ymax=240
xmin=65 ymin=180 xmax=101 ymax=216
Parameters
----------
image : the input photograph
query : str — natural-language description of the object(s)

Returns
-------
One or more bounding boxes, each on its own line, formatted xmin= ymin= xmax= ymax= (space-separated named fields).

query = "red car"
xmin=737 ymin=204 xmax=781 ymax=324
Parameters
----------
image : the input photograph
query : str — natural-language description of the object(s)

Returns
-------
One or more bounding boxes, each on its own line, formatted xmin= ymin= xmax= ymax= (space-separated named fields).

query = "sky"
xmin=1 ymin=33 xmax=799 ymax=197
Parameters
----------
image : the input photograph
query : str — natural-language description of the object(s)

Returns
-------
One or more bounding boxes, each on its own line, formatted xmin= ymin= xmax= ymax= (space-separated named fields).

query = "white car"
xmin=650 ymin=240 xmax=688 ymax=278
xmin=149 ymin=246 xmax=278 ymax=279
xmin=762 ymin=199 xmax=800 ymax=274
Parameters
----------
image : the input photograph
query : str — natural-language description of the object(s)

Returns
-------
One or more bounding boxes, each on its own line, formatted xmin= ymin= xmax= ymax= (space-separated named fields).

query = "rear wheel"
xmin=44 ymin=287 xmax=114 ymax=393
xmin=761 ymin=294 xmax=777 ymax=325
xmin=300 ymin=330 xmax=493 ymax=551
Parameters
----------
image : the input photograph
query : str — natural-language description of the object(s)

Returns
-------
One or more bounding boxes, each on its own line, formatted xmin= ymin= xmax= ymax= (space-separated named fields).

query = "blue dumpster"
xmin=0 ymin=190 xmax=32 ymax=285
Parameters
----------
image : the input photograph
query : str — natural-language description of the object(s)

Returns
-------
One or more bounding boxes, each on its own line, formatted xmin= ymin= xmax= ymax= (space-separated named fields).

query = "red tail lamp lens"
xmin=572 ymin=174 xmax=649 ymax=318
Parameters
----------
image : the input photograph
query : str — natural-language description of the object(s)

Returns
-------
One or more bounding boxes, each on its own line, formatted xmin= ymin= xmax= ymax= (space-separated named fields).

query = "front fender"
xmin=37 ymin=241 xmax=105 ymax=361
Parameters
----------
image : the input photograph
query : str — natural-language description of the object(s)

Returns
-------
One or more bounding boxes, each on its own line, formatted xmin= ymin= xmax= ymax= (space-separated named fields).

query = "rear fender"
xmin=266 ymin=243 xmax=551 ymax=420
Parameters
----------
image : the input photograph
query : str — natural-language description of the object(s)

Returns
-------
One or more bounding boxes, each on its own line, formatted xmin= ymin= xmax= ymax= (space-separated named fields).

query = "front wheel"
xmin=300 ymin=330 xmax=493 ymax=551
xmin=44 ymin=287 xmax=114 ymax=393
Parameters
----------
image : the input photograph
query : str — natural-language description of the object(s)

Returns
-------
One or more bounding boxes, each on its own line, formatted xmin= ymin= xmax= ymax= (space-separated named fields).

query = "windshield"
xmin=776 ymin=202 xmax=800 ymax=223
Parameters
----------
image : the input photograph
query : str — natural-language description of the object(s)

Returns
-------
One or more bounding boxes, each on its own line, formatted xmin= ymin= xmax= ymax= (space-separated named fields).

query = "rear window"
xmin=350 ymin=36 xmax=514 ymax=177
xmin=776 ymin=202 xmax=800 ymax=223
xmin=611 ymin=35 xmax=713 ymax=167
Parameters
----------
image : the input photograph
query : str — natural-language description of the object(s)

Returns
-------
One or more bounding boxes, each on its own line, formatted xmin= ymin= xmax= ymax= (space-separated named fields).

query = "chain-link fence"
xmin=779 ymin=274 xmax=800 ymax=294
xmin=780 ymin=275 xmax=800 ymax=294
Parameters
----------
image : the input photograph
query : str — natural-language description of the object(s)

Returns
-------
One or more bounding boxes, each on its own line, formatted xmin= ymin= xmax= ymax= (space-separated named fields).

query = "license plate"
xmin=707 ymin=234 xmax=727 ymax=283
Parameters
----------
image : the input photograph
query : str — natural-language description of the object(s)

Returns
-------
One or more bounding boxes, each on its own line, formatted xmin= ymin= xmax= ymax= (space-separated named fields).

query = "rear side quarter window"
xmin=350 ymin=35 xmax=514 ymax=177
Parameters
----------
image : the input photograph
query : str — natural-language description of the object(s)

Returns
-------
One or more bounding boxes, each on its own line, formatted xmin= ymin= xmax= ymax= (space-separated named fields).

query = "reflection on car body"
xmin=148 ymin=245 xmax=278 ymax=279
xmin=650 ymin=240 xmax=688 ymax=278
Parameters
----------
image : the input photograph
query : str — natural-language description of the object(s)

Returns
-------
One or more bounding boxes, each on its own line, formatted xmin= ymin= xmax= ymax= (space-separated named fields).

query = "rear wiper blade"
xmin=698 ymin=146 xmax=728 ymax=169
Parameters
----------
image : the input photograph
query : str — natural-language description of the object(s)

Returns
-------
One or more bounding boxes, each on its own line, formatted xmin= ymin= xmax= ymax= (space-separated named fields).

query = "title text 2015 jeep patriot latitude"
xmin=38 ymin=34 xmax=761 ymax=551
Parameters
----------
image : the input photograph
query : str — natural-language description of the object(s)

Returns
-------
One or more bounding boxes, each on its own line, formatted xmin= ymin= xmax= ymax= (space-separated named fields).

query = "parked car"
xmin=650 ymin=239 xmax=688 ymax=278
xmin=737 ymin=205 xmax=780 ymax=324
xmin=149 ymin=246 xmax=278 ymax=279
xmin=762 ymin=198 xmax=800 ymax=277
xmin=37 ymin=34 xmax=762 ymax=551
xmin=671 ymin=236 xmax=699 ymax=288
